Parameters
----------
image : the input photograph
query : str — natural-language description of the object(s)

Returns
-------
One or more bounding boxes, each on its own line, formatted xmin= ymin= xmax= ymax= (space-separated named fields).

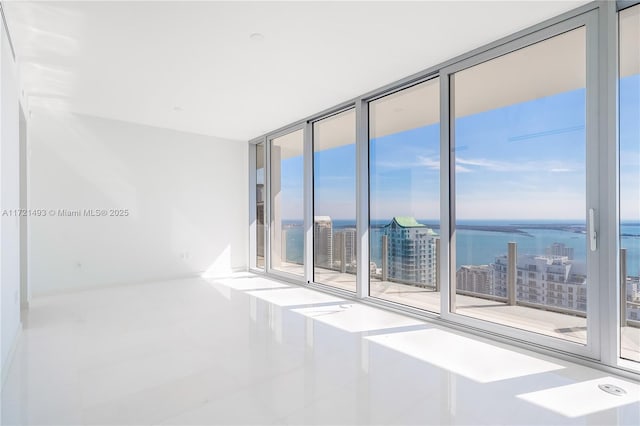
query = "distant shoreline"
xmin=366 ymin=223 xmax=587 ymax=237
xmin=283 ymin=220 xmax=639 ymax=239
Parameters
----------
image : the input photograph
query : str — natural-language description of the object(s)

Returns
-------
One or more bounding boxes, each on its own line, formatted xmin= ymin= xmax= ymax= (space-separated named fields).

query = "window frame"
xmin=265 ymin=124 xmax=307 ymax=283
xmin=248 ymin=137 xmax=266 ymax=273
xmin=615 ymin=0 xmax=640 ymax=371
xmin=365 ymin=75 xmax=442 ymax=312
xmin=309 ymin=105 xmax=358 ymax=292
xmin=439 ymin=10 xmax=600 ymax=360
xmin=246 ymin=1 xmax=640 ymax=377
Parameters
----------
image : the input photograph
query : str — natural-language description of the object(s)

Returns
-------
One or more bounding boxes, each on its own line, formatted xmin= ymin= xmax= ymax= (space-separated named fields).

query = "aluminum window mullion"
xmin=262 ymin=139 xmax=268 ymax=272
xmin=265 ymin=137 xmax=273 ymax=274
xmin=585 ymin=7 xmax=602 ymax=362
xmin=304 ymin=122 xmax=313 ymax=285
xmin=440 ymin=73 xmax=453 ymax=317
xmin=248 ymin=143 xmax=257 ymax=270
xmin=249 ymin=137 xmax=266 ymax=273
xmin=356 ymin=99 xmax=369 ymax=299
xmin=596 ymin=0 xmax=622 ymax=367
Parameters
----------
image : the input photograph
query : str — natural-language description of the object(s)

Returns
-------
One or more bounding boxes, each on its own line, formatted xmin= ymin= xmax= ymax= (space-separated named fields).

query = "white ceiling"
xmin=4 ymin=0 xmax=591 ymax=141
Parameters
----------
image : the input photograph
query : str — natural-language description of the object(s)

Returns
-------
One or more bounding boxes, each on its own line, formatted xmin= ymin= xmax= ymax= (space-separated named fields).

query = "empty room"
xmin=0 ymin=1 xmax=639 ymax=425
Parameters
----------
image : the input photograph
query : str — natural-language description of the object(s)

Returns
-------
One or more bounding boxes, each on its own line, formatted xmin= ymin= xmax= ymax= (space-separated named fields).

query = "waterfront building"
xmin=491 ymin=244 xmax=587 ymax=312
xmin=314 ymin=216 xmax=333 ymax=269
xmin=383 ymin=217 xmax=438 ymax=286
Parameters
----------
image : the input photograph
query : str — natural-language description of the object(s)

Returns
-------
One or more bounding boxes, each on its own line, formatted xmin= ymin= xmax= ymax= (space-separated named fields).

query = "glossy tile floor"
xmin=315 ymin=267 xmax=640 ymax=358
xmin=1 ymin=273 xmax=639 ymax=425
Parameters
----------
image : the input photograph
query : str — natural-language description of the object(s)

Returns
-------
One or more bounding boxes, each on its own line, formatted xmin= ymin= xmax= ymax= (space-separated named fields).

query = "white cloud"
xmin=417 ymin=155 xmax=440 ymax=170
xmin=456 ymin=157 xmax=502 ymax=168
xmin=376 ymin=155 xmax=581 ymax=176
xmin=456 ymin=156 xmax=581 ymax=174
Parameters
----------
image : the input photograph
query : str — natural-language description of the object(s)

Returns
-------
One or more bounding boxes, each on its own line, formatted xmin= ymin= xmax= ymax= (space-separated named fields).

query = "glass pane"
xmin=256 ymin=143 xmax=265 ymax=269
xmin=270 ymin=129 xmax=304 ymax=276
xmin=313 ymin=109 xmax=356 ymax=291
xmin=369 ymin=78 xmax=441 ymax=312
xmin=620 ymin=4 xmax=640 ymax=363
xmin=452 ymin=28 xmax=587 ymax=343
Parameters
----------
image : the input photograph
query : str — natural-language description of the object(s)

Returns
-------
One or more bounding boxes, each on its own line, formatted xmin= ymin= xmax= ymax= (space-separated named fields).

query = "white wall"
xmin=28 ymin=109 xmax=248 ymax=295
xmin=1 ymin=24 xmax=21 ymax=384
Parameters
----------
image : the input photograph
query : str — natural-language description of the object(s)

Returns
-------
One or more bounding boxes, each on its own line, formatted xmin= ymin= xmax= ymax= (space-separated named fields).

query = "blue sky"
xmin=452 ymin=87 xmax=586 ymax=220
xmin=620 ymin=74 xmax=640 ymax=221
xmin=370 ymin=125 xmax=440 ymax=221
xmin=276 ymin=74 xmax=639 ymax=222
xmin=314 ymin=143 xmax=356 ymax=220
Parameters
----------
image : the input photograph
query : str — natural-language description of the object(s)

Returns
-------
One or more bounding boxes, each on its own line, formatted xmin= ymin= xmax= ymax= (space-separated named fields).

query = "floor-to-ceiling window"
xmin=256 ymin=142 xmax=265 ymax=269
xmin=250 ymin=3 xmax=639 ymax=374
xmin=313 ymin=109 xmax=357 ymax=292
xmin=369 ymin=78 xmax=441 ymax=312
xmin=450 ymin=27 xmax=590 ymax=344
xmin=619 ymin=3 xmax=640 ymax=363
xmin=270 ymin=128 xmax=305 ymax=277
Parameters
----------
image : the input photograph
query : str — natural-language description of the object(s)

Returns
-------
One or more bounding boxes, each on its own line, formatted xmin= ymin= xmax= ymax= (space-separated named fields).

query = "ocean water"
xmin=280 ymin=220 xmax=640 ymax=277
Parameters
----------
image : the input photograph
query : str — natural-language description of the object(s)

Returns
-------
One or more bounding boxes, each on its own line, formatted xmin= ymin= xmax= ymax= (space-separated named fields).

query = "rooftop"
xmin=390 ymin=216 xmax=425 ymax=228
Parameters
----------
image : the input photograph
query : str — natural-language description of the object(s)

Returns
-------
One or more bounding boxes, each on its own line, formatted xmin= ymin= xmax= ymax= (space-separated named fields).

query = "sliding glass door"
xmin=269 ymin=128 xmax=305 ymax=277
xmin=445 ymin=17 xmax=597 ymax=354
xmin=619 ymin=3 xmax=640 ymax=364
xmin=250 ymin=3 xmax=638 ymax=373
xmin=369 ymin=78 xmax=441 ymax=312
xmin=312 ymin=109 xmax=357 ymax=291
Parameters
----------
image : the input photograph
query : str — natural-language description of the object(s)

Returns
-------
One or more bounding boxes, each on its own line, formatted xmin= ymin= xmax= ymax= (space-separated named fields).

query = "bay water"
xmin=281 ymin=220 xmax=640 ymax=276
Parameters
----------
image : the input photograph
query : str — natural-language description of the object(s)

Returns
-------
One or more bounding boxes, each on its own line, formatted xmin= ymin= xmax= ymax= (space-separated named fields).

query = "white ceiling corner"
xmin=4 ymin=0 xmax=590 ymax=141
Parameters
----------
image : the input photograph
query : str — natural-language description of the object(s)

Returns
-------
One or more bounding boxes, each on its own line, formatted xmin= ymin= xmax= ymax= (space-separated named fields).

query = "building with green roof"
xmin=382 ymin=217 xmax=438 ymax=286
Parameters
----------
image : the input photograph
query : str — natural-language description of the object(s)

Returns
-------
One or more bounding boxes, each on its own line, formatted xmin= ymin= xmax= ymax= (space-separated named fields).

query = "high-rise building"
xmin=545 ymin=242 xmax=575 ymax=260
xmin=625 ymin=276 xmax=640 ymax=321
xmin=457 ymin=265 xmax=493 ymax=294
xmin=383 ymin=217 xmax=438 ymax=286
xmin=490 ymin=244 xmax=587 ymax=312
xmin=314 ymin=216 xmax=333 ymax=269
xmin=333 ymin=227 xmax=357 ymax=272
